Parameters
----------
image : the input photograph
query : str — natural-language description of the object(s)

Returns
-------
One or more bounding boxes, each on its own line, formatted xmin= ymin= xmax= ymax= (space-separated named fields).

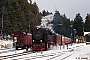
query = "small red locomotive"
xmin=12 ymin=32 xmax=32 ymax=50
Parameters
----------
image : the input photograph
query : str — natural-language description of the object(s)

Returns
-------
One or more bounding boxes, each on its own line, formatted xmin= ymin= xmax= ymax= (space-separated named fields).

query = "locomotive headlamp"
xmin=40 ymin=40 xmax=42 ymax=42
xmin=33 ymin=40 xmax=34 ymax=42
xmin=14 ymin=37 xmax=17 ymax=40
xmin=14 ymin=37 xmax=17 ymax=42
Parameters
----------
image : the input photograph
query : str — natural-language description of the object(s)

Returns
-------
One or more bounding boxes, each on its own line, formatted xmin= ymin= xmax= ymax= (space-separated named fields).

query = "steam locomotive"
xmin=31 ymin=27 xmax=54 ymax=50
xmin=12 ymin=27 xmax=71 ymax=51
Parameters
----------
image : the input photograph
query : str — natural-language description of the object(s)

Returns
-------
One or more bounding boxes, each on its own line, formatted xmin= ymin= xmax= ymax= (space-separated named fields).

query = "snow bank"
xmin=0 ymin=39 xmax=13 ymax=49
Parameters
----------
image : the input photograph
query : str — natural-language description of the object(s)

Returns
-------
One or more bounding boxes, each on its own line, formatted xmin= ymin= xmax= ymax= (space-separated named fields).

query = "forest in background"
xmin=0 ymin=0 xmax=42 ymax=35
xmin=0 ymin=0 xmax=90 ymax=37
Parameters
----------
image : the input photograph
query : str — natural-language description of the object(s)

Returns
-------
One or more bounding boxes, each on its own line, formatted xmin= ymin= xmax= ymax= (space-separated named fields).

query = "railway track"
xmin=0 ymin=44 xmax=85 ymax=60
xmin=0 ymin=51 xmax=65 ymax=60
xmin=0 ymin=48 xmax=15 ymax=54
xmin=0 ymin=50 xmax=36 ymax=60
xmin=47 ymin=44 xmax=85 ymax=60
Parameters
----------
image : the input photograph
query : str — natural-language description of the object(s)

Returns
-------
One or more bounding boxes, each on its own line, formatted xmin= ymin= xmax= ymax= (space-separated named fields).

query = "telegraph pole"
xmin=29 ymin=22 xmax=30 ymax=33
xmin=58 ymin=24 xmax=62 ymax=50
xmin=70 ymin=25 xmax=73 ymax=46
xmin=1 ymin=6 xmax=4 ymax=37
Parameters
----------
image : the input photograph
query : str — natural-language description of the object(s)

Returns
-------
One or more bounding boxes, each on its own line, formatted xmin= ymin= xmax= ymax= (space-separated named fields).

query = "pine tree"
xmin=73 ymin=13 xmax=84 ymax=36
xmin=51 ymin=11 xmax=71 ymax=37
xmin=84 ymin=14 xmax=90 ymax=32
xmin=0 ymin=0 xmax=41 ymax=35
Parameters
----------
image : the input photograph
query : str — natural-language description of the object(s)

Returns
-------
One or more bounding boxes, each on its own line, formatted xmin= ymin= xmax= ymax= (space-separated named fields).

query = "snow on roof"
xmin=84 ymin=32 xmax=90 ymax=36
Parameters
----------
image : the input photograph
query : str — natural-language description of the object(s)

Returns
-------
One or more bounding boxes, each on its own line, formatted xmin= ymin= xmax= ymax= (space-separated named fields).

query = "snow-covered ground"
xmin=0 ymin=43 xmax=90 ymax=60
xmin=0 ymin=14 xmax=90 ymax=60
xmin=0 ymin=39 xmax=13 ymax=49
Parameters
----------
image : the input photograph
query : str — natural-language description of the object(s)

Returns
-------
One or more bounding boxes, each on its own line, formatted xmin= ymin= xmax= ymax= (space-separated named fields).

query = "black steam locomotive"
xmin=31 ymin=27 xmax=54 ymax=50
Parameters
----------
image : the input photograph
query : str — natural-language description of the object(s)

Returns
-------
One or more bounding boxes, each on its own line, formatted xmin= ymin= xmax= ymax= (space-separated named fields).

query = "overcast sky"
xmin=31 ymin=0 xmax=90 ymax=21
